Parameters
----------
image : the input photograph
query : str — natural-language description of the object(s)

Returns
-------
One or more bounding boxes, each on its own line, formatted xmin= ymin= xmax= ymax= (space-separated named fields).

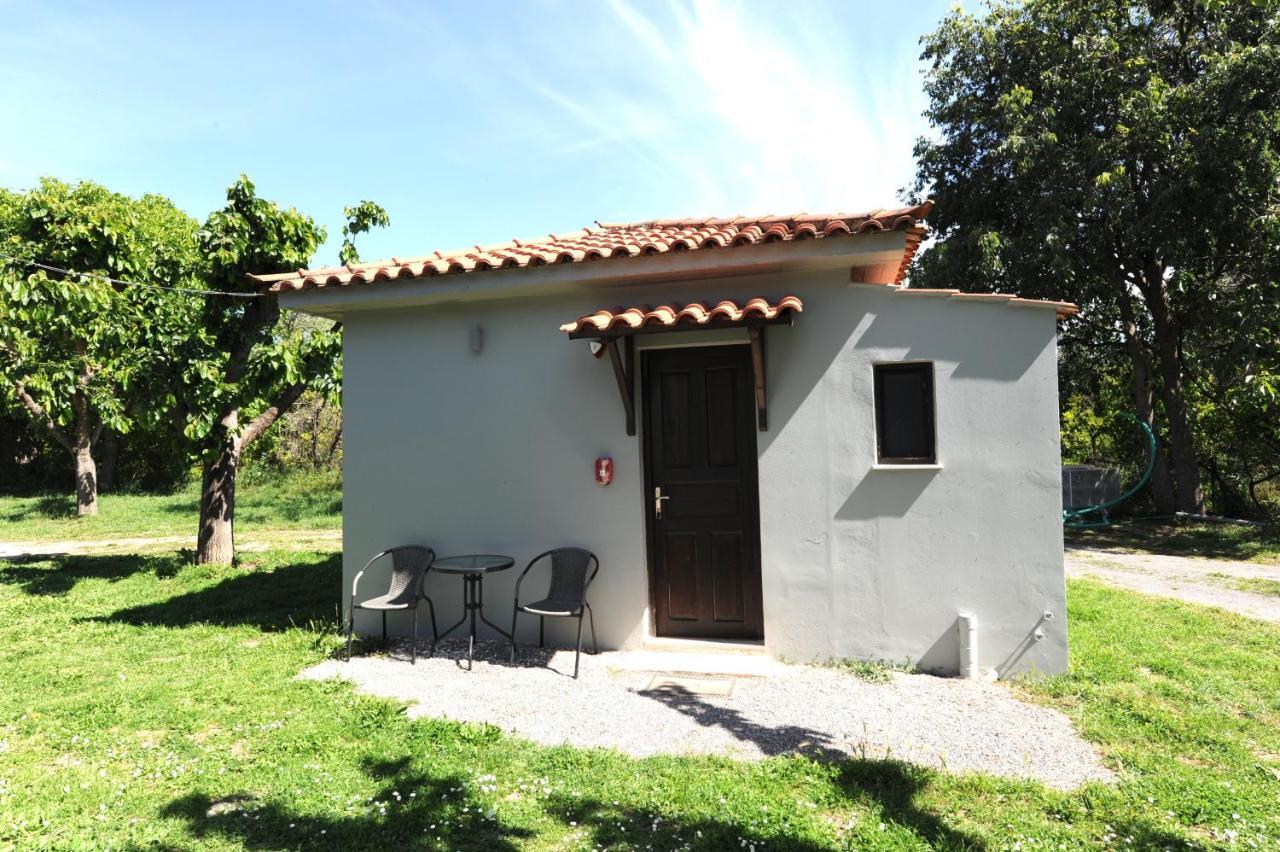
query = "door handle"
xmin=654 ymin=486 xmax=671 ymax=518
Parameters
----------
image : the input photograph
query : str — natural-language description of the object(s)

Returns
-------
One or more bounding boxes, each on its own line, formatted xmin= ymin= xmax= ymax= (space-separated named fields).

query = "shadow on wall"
xmin=760 ymin=292 xmax=1050 ymax=452
xmin=911 ymin=612 xmax=1059 ymax=678
xmin=852 ymin=301 xmax=1050 ymax=383
xmin=994 ymin=611 xmax=1056 ymax=679
xmin=914 ymin=620 xmax=960 ymax=675
xmin=835 ymin=468 xmax=939 ymax=521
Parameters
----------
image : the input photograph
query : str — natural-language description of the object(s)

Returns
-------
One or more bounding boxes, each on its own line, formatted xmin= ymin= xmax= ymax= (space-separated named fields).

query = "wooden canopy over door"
xmin=560 ymin=296 xmax=803 ymax=436
xmin=642 ymin=345 xmax=763 ymax=640
xmin=560 ymin=296 xmax=801 ymax=641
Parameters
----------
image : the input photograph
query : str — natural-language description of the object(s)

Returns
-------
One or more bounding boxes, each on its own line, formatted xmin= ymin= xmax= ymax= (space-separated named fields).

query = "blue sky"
xmin=1 ymin=0 xmax=952 ymax=266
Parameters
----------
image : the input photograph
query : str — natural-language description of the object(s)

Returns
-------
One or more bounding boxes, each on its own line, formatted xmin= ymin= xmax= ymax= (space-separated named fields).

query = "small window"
xmin=874 ymin=363 xmax=936 ymax=464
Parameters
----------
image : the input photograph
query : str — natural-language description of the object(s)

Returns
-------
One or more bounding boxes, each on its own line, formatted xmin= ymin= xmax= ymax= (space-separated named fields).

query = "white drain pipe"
xmin=957 ymin=612 xmax=979 ymax=680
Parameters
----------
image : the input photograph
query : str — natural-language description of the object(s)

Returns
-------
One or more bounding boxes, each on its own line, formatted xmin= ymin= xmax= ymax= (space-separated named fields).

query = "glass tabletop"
xmin=431 ymin=554 xmax=515 ymax=575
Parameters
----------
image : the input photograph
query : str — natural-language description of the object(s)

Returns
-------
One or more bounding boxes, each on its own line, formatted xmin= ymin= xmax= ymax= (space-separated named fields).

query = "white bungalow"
xmin=258 ymin=202 xmax=1075 ymax=678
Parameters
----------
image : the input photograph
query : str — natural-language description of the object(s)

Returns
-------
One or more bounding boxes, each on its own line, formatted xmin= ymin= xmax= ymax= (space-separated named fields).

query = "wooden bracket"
xmin=604 ymin=336 xmax=636 ymax=436
xmin=748 ymin=325 xmax=767 ymax=431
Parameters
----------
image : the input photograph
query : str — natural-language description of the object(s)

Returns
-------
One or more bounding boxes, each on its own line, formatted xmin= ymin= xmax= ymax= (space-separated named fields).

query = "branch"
xmin=240 ymin=381 xmax=307 ymax=449
xmin=8 ymin=377 xmax=73 ymax=451
xmin=223 ymin=294 xmax=280 ymax=386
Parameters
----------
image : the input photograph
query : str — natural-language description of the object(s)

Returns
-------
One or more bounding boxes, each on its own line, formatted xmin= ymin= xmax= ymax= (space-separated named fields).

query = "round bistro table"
xmin=431 ymin=554 xmax=515 ymax=669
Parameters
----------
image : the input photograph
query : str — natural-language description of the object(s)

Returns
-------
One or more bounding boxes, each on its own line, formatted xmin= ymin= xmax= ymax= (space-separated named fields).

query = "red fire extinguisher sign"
xmin=595 ymin=457 xmax=613 ymax=486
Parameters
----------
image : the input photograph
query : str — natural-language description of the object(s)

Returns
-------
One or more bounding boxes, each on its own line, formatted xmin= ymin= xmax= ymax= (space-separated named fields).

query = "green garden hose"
xmin=1062 ymin=414 xmax=1157 ymax=529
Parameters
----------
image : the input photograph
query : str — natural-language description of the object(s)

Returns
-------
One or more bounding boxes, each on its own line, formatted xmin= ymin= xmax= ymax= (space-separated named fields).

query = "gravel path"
xmin=1066 ymin=546 xmax=1280 ymax=622
xmin=301 ymin=640 xmax=1113 ymax=791
xmin=0 ymin=529 xmax=341 ymax=559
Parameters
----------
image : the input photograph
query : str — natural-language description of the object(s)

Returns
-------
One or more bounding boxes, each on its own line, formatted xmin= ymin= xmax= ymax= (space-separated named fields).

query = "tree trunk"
xmin=73 ymin=442 xmax=98 ymax=516
xmin=70 ymin=384 xmax=99 ymax=517
xmin=1143 ymin=263 xmax=1204 ymax=514
xmin=197 ymin=411 xmax=239 ymax=565
xmin=1116 ymin=294 xmax=1176 ymax=514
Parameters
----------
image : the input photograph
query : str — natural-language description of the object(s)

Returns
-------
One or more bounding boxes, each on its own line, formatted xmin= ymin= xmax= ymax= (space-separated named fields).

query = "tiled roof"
xmin=560 ymin=296 xmax=803 ymax=335
xmin=251 ymin=203 xmax=933 ymax=293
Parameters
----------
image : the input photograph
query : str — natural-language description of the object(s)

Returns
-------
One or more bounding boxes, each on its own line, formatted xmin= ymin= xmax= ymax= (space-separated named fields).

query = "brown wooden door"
xmin=643 ymin=345 xmax=764 ymax=640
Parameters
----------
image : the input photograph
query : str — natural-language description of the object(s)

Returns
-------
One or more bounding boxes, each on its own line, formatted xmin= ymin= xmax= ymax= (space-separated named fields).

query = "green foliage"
xmin=338 ymin=200 xmax=390 ymax=265
xmin=160 ymin=176 xmax=332 ymax=457
xmin=0 ymin=178 xmax=200 ymax=454
xmin=240 ymin=388 xmax=343 ymax=478
xmin=0 ymin=174 xmax=367 ymax=541
xmin=913 ymin=0 xmax=1280 ymax=518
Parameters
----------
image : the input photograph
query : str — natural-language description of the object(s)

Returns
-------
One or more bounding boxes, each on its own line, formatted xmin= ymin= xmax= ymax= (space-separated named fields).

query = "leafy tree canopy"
xmin=912 ymin=0 xmax=1280 ymax=515
xmin=0 ymin=178 xmax=200 ymax=513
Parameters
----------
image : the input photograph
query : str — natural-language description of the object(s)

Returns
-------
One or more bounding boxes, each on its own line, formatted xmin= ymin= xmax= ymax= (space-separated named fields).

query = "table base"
xmin=435 ymin=572 xmax=514 ymax=670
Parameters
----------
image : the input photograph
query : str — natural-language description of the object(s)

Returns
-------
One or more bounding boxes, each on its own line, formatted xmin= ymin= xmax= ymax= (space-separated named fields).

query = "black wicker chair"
xmin=509 ymin=548 xmax=599 ymax=678
xmin=347 ymin=546 xmax=438 ymax=664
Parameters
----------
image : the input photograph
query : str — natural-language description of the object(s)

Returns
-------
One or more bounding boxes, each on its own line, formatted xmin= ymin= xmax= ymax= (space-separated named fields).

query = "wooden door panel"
xmin=710 ymin=531 xmax=746 ymax=622
xmin=662 ymin=483 xmax=740 ymax=518
xmin=659 ymin=371 xmax=694 ymax=469
xmin=660 ymin=531 xmax=700 ymax=621
xmin=704 ymin=366 xmax=741 ymax=468
xmin=644 ymin=345 xmax=763 ymax=640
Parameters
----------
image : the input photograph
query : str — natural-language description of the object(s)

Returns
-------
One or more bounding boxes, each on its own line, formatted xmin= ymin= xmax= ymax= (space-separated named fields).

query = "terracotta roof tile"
xmin=252 ymin=203 xmax=933 ymax=293
xmin=559 ymin=296 xmax=804 ymax=335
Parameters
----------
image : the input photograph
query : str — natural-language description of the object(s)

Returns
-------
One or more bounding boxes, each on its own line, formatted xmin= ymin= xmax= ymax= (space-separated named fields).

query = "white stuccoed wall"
xmin=337 ymin=268 xmax=1067 ymax=677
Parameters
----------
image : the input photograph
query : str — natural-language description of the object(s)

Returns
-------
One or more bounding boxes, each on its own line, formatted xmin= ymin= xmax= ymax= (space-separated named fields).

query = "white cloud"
xmin=523 ymin=0 xmax=928 ymax=215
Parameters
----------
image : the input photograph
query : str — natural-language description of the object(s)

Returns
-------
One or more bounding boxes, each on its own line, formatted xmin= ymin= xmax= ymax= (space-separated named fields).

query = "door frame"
xmin=639 ymin=342 xmax=765 ymax=640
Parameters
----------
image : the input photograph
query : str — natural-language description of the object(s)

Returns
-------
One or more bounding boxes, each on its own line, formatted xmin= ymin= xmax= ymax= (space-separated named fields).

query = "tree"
xmin=181 ymin=177 xmax=385 ymax=564
xmin=339 ymin=201 xmax=390 ymax=265
xmin=911 ymin=0 xmax=1280 ymax=515
xmin=0 ymin=179 xmax=198 ymax=515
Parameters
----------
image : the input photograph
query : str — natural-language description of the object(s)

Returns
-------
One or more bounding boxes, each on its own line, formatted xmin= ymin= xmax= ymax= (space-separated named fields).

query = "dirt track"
xmin=1066 ymin=545 xmax=1280 ymax=622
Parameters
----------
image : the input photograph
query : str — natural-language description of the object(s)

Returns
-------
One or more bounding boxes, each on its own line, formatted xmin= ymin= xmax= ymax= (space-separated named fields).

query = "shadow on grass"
xmin=155 ymin=487 xmax=341 ymax=526
xmin=541 ymin=788 xmax=838 ymax=851
xmin=543 ymin=760 xmax=1196 ymax=851
xmin=1 ymin=493 xmax=79 ymax=522
xmin=0 ymin=552 xmax=183 ymax=596
xmin=91 ymin=553 xmax=341 ymax=632
xmin=1066 ymin=521 xmax=1280 ymax=562
xmin=236 ymin=493 xmax=343 ymax=525
xmin=635 ymin=687 xmax=983 ymax=846
xmin=155 ymin=755 xmax=530 ymax=851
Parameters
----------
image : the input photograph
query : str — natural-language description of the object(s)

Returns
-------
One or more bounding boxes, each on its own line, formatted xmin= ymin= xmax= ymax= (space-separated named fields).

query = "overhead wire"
xmin=0 ymin=252 xmax=264 ymax=298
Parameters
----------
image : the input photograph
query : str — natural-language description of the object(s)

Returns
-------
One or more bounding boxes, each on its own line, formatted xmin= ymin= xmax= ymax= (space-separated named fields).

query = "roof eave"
xmin=277 ymin=229 xmax=914 ymax=320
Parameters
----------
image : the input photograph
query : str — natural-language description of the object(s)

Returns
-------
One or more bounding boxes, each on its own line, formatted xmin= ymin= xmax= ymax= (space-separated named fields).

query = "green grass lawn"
xmin=1208 ymin=573 xmax=1280 ymax=598
xmin=1066 ymin=520 xmax=1280 ymax=564
xmin=0 ymin=472 xmax=341 ymax=542
xmin=1 ymin=548 xmax=1277 ymax=849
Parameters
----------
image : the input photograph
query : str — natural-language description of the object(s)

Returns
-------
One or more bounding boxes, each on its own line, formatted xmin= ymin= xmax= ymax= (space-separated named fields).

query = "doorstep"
xmin=614 ymin=637 xmax=785 ymax=678
xmin=640 ymin=635 xmax=769 ymax=655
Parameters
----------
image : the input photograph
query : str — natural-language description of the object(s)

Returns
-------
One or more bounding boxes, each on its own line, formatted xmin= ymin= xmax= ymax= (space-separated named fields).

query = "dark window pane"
xmin=874 ymin=363 xmax=935 ymax=463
